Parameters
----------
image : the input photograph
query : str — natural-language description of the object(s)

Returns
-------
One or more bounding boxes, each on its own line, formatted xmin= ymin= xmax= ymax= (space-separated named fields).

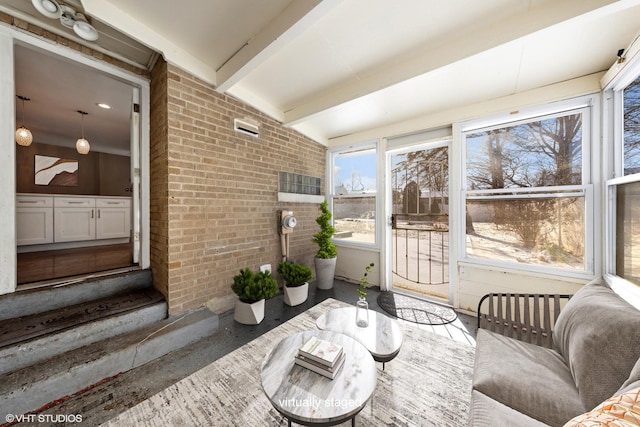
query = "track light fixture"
xmin=31 ymin=0 xmax=99 ymax=41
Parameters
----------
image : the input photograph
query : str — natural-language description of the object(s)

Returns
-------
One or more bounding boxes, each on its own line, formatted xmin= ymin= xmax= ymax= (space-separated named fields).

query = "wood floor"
xmin=17 ymin=243 xmax=135 ymax=285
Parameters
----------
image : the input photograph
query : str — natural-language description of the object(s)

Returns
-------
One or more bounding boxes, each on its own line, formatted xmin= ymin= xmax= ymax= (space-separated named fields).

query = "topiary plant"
xmin=231 ymin=268 xmax=279 ymax=303
xmin=278 ymin=261 xmax=313 ymax=287
xmin=313 ymin=200 xmax=337 ymax=259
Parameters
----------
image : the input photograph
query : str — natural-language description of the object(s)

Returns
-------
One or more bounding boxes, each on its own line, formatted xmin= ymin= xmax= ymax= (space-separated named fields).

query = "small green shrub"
xmin=278 ymin=261 xmax=313 ymax=287
xmin=358 ymin=262 xmax=375 ymax=300
xmin=231 ymin=268 xmax=279 ymax=303
xmin=313 ymin=200 xmax=337 ymax=259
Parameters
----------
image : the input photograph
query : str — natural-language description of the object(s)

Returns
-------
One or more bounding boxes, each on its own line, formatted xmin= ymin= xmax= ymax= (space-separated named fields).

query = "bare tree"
xmin=466 ymin=113 xmax=583 ymax=252
xmin=624 ymin=76 xmax=640 ymax=174
xmin=515 ymin=114 xmax=582 ymax=186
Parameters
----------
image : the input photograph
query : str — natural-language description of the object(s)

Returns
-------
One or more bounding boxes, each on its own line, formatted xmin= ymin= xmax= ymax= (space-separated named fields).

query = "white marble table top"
xmin=260 ymin=330 xmax=377 ymax=426
xmin=316 ymin=306 xmax=403 ymax=363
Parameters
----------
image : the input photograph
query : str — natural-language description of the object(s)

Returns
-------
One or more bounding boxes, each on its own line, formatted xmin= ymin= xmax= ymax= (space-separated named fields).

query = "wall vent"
xmin=234 ymin=118 xmax=260 ymax=137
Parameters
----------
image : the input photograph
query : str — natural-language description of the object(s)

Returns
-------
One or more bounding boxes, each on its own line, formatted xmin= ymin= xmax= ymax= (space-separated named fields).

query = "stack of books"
xmin=295 ymin=335 xmax=345 ymax=379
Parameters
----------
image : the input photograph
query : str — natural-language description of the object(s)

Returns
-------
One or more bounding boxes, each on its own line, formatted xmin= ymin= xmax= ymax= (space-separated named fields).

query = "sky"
xmin=334 ymin=150 xmax=376 ymax=192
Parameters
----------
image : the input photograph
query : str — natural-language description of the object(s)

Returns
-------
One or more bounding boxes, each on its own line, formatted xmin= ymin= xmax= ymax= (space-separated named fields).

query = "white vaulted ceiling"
xmin=4 ymin=0 xmax=640 ymax=147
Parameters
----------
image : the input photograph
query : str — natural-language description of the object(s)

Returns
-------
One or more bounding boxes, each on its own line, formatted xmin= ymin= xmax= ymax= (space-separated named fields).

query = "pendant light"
xmin=76 ymin=110 xmax=90 ymax=154
xmin=15 ymin=95 xmax=33 ymax=147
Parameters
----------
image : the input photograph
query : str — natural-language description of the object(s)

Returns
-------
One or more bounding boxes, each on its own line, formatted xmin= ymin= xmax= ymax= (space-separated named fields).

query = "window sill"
xmin=277 ymin=193 xmax=324 ymax=203
xmin=605 ymin=274 xmax=640 ymax=311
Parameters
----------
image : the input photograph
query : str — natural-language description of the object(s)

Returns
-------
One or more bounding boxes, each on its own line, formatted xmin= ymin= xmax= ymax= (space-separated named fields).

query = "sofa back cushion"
xmin=553 ymin=277 xmax=640 ymax=410
xmin=619 ymin=358 xmax=640 ymax=394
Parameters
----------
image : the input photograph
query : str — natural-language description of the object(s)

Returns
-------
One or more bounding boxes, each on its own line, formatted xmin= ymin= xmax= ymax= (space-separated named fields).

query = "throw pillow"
xmin=563 ymin=387 xmax=640 ymax=427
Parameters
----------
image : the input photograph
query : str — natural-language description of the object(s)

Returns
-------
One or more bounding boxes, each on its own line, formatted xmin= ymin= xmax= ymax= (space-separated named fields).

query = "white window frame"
xmin=328 ymin=141 xmax=379 ymax=249
xmin=603 ymin=47 xmax=640 ymax=308
xmin=458 ymin=94 xmax=599 ymax=279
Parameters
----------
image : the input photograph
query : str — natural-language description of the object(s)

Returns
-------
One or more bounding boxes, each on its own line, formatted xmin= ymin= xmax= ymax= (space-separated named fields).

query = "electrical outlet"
xmin=260 ymin=264 xmax=271 ymax=273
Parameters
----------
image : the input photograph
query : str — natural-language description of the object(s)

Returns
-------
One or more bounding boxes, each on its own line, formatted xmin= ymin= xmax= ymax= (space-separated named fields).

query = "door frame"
xmin=384 ymin=138 xmax=453 ymax=304
xmin=0 ymin=24 xmax=150 ymax=294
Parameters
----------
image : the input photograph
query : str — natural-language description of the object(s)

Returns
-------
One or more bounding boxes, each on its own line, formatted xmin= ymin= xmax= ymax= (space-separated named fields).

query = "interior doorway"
xmin=13 ymin=43 xmax=141 ymax=287
xmin=388 ymin=142 xmax=450 ymax=302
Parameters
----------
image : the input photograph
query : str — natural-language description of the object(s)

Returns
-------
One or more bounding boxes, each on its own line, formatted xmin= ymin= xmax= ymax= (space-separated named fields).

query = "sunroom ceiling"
xmin=14 ymin=0 xmax=640 ymax=145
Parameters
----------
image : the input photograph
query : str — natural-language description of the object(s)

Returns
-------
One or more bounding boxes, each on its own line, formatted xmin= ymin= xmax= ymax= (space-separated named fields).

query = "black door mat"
xmin=377 ymin=292 xmax=457 ymax=325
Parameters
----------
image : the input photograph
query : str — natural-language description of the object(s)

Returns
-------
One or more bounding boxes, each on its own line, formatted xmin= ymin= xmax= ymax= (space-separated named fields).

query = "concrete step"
xmin=0 ymin=306 xmax=219 ymax=419
xmin=0 ymin=269 xmax=153 ymax=321
xmin=0 ymin=288 xmax=167 ymax=375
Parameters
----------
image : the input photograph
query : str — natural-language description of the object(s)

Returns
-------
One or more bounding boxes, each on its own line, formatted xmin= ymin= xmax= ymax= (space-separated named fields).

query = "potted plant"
xmin=231 ymin=268 xmax=278 ymax=325
xmin=277 ymin=261 xmax=313 ymax=306
xmin=313 ymin=200 xmax=337 ymax=290
xmin=356 ymin=262 xmax=374 ymax=327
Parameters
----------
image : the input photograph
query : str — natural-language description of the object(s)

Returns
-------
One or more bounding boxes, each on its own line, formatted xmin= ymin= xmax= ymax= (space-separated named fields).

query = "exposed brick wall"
xmin=149 ymin=60 xmax=169 ymax=299
xmin=5 ymin=10 xmax=327 ymax=314
xmin=153 ymin=60 xmax=326 ymax=315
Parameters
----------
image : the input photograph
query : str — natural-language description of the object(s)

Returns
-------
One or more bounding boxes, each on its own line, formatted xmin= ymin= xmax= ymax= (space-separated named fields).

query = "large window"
xmin=462 ymin=104 xmax=593 ymax=273
xmin=608 ymin=72 xmax=640 ymax=287
xmin=330 ymin=144 xmax=377 ymax=245
xmin=616 ymin=181 xmax=640 ymax=284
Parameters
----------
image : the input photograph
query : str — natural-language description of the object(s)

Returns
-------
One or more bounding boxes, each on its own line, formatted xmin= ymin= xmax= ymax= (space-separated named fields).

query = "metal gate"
xmin=390 ymin=145 xmax=449 ymax=299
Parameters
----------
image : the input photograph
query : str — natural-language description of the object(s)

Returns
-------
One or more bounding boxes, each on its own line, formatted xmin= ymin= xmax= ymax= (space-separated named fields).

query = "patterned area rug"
xmin=377 ymin=292 xmax=458 ymax=325
xmin=101 ymin=298 xmax=475 ymax=427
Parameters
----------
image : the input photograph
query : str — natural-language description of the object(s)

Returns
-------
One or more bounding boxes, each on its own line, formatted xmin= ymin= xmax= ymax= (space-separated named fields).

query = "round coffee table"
xmin=316 ymin=307 xmax=403 ymax=369
xmin=260 ymin=330 xmax=377 ymax=426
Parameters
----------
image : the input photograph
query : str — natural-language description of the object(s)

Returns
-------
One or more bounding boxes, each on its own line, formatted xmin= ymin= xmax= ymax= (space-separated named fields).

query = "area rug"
xmin=100 ymin=298 xmax=475 ymax=427
xmin=377 ymin=292 xmax=458 ymax=325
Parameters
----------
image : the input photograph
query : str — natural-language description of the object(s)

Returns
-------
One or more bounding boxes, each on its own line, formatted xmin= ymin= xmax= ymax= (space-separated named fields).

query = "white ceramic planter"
xmin=283 ymin=282 xmax=309 ymax=306
xmin=234 ymin=298 xmax=265 ymax=325
xmin=315 ymin=257 xmax=336 ymax=290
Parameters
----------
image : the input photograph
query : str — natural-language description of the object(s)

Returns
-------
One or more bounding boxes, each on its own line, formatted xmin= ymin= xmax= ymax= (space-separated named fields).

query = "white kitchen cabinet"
xmin=96 ymin=198 xmax=131 ymax=239
xmin=16 ymin=195 xmax=54 ymax=245
xmin=54 ymin=196 xmax=96 ymax=243
xmin=17 ymin=194 xmax=131 ymax=246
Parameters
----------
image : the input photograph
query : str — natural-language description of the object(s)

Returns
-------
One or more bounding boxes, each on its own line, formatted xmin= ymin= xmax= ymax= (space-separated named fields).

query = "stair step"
xmin=0 ymin=307 xmax=219 ymax=418
xmin=0 ymin=288 xmax=163 ymax=348
xmin=0 ymin=269 xmax=153 ymax=321
xmin=0 ymin=289 xmax=167 ymax=376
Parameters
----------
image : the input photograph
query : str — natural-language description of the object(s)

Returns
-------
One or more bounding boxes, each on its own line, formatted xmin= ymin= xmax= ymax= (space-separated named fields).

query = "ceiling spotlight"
xmin=31 ymin=0 xmax=99 ymax=42
xmin=97 ymin=103 xmax=111 ymax=109
xmin=31 ymin=0 xmax=61 ymax=19
xmin=73 ymin=13 xmax=99 ymax=41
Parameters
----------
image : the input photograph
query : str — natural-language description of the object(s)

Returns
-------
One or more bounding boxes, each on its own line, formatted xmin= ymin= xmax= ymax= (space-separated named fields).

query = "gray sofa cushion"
xmin=618 ymin=357 xmax=640 ymax=394
xmin=473 ymin=329 xmax=584 ymax=426
xmin=552 ymin=277 xmax=640 ymax=410
xmin=468 ymin=390 xmax=550 ymax=427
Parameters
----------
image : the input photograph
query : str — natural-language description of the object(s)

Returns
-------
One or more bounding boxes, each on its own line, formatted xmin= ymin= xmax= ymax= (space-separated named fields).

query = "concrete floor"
xmin=26 ymin=279 xmax=476 ymax=427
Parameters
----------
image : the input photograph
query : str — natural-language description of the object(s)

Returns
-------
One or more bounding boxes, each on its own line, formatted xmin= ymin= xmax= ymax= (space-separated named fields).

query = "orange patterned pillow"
xmin=564 ymin=387 xmax=640 ymax=427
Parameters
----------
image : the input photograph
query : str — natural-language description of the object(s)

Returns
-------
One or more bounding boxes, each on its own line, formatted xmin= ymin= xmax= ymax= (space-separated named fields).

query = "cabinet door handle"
xmin=68 ymin=201 xmax=85 ymax=204
xmin=92 ymin=209 xmax=94 ymax=219
xmin=98 ymin=209 xmax=101 ymax=219
xmin=18 ymin=200 xmax=38 ymax=204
